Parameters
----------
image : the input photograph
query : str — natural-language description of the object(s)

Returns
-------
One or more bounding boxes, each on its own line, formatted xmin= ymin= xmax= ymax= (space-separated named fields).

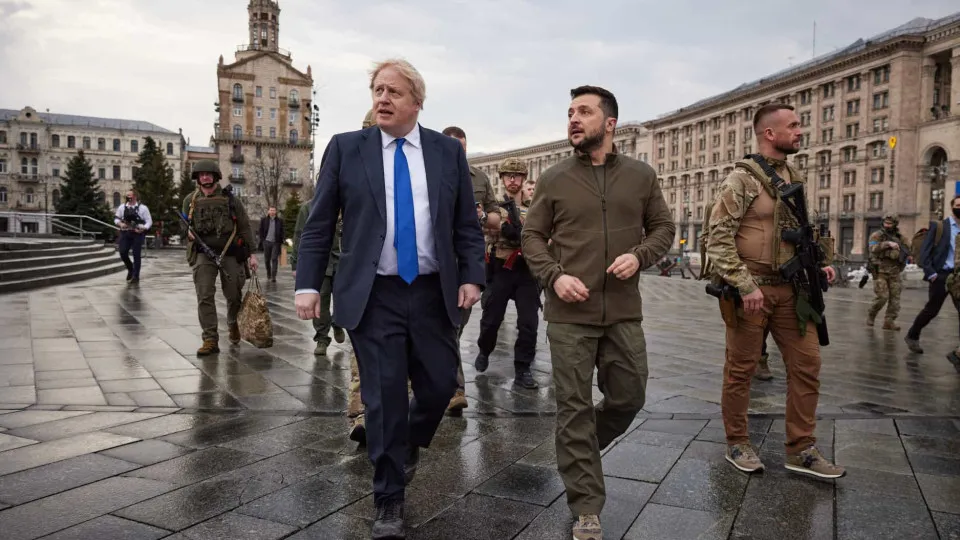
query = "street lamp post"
xmin=305 ymin=88 xmax=320 ymax=184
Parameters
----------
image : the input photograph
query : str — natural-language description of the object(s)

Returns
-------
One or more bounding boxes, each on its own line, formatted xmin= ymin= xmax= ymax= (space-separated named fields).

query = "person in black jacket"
xmin=904 ymin=195 xmax=960 ymax=356
xmin=258 ymin=207 xmax=284 ymax=282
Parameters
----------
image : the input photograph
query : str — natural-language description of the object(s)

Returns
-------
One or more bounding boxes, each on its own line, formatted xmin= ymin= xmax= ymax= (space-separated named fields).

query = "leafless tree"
xmin=250 ymin=145 xmax=290 ymax=213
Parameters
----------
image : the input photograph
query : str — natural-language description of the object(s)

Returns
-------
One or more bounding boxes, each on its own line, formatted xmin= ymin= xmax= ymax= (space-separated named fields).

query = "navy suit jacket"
xmin=294 ymin=124 xmax=486 ymax=330
xmin=920 ymin=218 xmax=952 ymax=280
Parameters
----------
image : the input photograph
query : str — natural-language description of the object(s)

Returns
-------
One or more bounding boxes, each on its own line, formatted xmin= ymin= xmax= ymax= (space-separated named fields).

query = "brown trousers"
xmin=722 ymin=284 xmax=821 ymax=455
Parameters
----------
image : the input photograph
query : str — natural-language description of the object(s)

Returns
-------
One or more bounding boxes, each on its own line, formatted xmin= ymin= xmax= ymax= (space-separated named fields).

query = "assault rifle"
xmin=750 ymin=155 xmax=830 ymax=346
xmin=177 ymin=211 xmax=223 ymax=268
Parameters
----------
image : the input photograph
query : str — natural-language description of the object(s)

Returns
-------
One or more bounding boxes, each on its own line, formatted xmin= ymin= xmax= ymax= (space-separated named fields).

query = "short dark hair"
xmin=951 ymin=195 xmax=960 ymax=206
xmin=752 ymin=103 xmax=795 ymax=132
xmin=571 ymin=85 xmax=618 ymax=120
xmin=442 ymin=126 xmax=466 ymax=139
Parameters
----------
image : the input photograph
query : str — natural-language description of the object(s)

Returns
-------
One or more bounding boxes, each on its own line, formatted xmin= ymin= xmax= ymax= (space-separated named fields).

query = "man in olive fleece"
xmin=521 ymin=85 xmax=674 ymax=540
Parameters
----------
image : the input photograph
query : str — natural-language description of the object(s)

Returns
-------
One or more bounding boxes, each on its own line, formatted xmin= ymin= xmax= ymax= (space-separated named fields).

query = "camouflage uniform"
xmin=291 ymin=201 xmax=345 ymax=353
xmin=706 ymin=154 xmax=843 ymax=477
xmin=183 ymin=160 xmax=255 ymax=355
xmin=867 ymin=213 xmax=908 ymax=329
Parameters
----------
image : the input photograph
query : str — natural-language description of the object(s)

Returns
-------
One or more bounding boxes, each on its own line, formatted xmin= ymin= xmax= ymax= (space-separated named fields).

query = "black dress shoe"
xmin=126 ymin=271 xmax=133 ymax=282
xmin=514 ymin=371 xmax=538 ymax=389
xmin=474 ymin=352 xmax=489 ymax=373
xmin=372 ymin=499 xmax=405 ymax=539
xmin=404 ymin=446 xmax=419 ymax=485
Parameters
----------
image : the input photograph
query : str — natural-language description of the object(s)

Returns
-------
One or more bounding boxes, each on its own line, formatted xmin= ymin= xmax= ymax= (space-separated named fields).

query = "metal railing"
xmin=0 ymin=211 xmax=118 ymax=240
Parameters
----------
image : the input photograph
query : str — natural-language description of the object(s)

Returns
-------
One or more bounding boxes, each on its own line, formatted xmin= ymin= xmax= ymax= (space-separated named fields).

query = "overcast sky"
xmin=1 ymin=0 xmax=957 ymax=155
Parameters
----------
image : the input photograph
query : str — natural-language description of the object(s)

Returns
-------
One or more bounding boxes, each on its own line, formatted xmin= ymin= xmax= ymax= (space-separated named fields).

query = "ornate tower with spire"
xmin=248 ymin=0 xmax=280 ymax=53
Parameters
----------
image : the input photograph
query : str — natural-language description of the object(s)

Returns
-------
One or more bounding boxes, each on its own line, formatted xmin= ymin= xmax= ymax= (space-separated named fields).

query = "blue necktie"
xmin=394 ymin=138 xmax=418 ymax=283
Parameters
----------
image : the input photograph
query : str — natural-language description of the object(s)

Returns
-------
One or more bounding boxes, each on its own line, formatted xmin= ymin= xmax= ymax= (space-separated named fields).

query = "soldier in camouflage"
xmin=442 ymin=126 xmax=501 ymax=411
xmin=705 ymin=103 xmax=845 ymax=480
xmin=866 ymin=213 xmax=909 ymax=330
xmin=474 ymin=157 xmax=540 ymax=389
xmin=183 ymin=160 xmax=259 ymax=355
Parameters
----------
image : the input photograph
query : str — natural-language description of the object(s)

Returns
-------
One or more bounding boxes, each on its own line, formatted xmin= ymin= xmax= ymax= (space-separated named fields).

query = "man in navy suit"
xmin=294 ymin=58 xmax=485 ymax=539
xmin=905 ymin=195 xmax=960 ymax=363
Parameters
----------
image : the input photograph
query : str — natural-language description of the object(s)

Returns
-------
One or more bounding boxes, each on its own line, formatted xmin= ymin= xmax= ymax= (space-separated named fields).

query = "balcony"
xmin=229 ymin=154 xmax=245 ymax=164
xmin=16 ymin=143 xmax=41 ymax=154
xmin=288 ymin=99 xmax=300 ymax=109
xmin=232 ymin=94 xmax=244 ymax=103
xmin=236 ymin=44 xmax=291 ymax=59
xmin=228 ymin=174 xmax=245 ymax=184
xmin=213 ymin=130 xmax=311 ymax=149
xmin=283 ymin=178 xmax=303 ymax=186
xmin=14 ymin=173 xmax=41 ymax=183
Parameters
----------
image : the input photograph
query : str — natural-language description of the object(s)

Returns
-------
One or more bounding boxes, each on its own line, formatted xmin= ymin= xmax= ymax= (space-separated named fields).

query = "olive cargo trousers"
xmin=547 ymin=320 xmax=648 ymax=515
xmin=722 ymin=284 xmax=821 ymax=454
xmin=192 ymin=255 xmax=245 ymax=342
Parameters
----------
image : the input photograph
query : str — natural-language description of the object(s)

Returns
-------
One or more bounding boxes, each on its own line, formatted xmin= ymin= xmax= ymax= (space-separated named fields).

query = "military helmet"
xmin=883 ymin=212 xmax=899 ymax=226
xmin=191 ymin=159 xmax=222 ymax=182
xmin=362 ymin=109 xmax=376 ymax=129
xmin=498 ymin=157 xmax=528 ymax=176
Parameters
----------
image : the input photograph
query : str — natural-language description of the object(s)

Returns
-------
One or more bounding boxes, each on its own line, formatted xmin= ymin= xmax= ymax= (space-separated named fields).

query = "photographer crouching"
xmin=114 ymin=189 xmax=152 ymax=284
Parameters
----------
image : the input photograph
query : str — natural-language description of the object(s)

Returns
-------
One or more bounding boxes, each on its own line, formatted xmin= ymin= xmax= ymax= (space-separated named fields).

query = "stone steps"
xmin=0 ymin=237 xmax=126 ymax=294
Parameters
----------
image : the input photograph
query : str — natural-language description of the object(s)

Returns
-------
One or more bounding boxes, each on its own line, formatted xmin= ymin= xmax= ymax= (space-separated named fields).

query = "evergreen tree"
xmin=133 ymin=137 xmax=177 ymax=239
xmin=282 ymin=190 xmax=302 ymax=243
xmin=175 ymin=169 xmax=196 ymax=240
xmin=57 ymin=150 xmax=112 ymax=237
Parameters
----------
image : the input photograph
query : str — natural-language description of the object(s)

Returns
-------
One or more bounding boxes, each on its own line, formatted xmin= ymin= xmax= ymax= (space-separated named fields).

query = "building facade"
xmin=213 ymin=0 xmax=314 ymax=218
xmin=468 ymin=123 xmax=651 ymax=198
xmin=0 ymin=106 xmax=183 ymax=234
xmin=643 ymin=14 xmax=960 ymax=259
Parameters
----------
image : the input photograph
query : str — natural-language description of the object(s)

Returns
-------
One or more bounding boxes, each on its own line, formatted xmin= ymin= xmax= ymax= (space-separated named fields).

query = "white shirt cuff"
xmin=295 ymin=289 xmax=320 ymax=295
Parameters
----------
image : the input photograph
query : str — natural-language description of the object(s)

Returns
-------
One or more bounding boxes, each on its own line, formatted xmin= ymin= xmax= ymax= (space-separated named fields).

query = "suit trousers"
xmin=263 ymin=241 xmax=280 ymax=279
xmin=455 ymin=286 xmax=491 ymax=391
xmin=907 ymin=275 xmax=960 ymax=340
xmin=349 ymin=274 xmax=459 ymax=504
xmin=118 ymin=231 xmax=145 ymax=278
xmin=723 ymin=284 xmax=821 ymax=454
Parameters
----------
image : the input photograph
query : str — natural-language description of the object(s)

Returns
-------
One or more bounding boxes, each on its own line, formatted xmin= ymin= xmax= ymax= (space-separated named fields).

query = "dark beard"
xmin=571 ymin=128 xmax=605 ymax=154
xmin=774 ymin=142 xmax=800 ymax=156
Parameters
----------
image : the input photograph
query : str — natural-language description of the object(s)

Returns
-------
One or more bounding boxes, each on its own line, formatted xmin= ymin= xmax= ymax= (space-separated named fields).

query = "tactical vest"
xmin=868 ymin=229 xmax=906 ymax=273
xmin=188 ymin=191 xmax=236 ymax=252
xmin=122 ymin=204 xmax=143 ymax=225
xmin=493 ymin=200 xmax=529 ymax=260
xmin=732 ymin=158 xmax=803 ymax=273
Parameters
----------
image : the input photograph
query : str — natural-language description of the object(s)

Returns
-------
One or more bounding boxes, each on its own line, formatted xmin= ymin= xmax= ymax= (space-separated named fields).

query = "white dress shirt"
xmin=114 ymin=202 xmax=152 ymax=231
xmin=378 ymin=124 xmax=437 ymax=276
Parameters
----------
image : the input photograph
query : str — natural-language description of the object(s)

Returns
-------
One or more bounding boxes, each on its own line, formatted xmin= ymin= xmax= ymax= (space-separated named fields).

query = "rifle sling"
xmin=747 ymin=154 xmax=804 ymax=224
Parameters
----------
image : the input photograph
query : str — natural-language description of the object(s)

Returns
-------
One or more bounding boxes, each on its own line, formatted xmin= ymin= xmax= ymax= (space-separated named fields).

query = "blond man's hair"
xmin=369 ymin=58 xmax=426 ymax=108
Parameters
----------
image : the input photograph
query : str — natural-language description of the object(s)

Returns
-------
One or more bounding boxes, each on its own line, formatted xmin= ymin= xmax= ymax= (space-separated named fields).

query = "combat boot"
xmin=883 ymin=320 xmax=900 ymax=331
xmin=333 ymin=327 xmax=346 ymax=344
xmin=865 ymin=315 xmax=876 ymax=327
xmin=197 ymin=339 xmax=220 ymax=356
xmin=754 ymin=354 xmax=773 ymax=381
xmin=447 ymin=389 xmax=468 ymax=414
xmin=229 ymin=323 xmax=241 ymax=344
xmin=314 ymin=342 xmax=328 ymax=356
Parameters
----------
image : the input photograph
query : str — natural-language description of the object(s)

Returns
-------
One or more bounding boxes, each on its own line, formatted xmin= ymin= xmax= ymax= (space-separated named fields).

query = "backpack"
xmin=910 ymin=220 xmax=944 ymax=266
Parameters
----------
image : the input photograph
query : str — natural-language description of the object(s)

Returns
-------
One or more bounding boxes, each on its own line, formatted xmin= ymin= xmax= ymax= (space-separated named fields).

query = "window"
xmin=289 ymin=168 xmax=298 ymax=182
xmin=843 ymin=194 xmax=855 ymax=211
xmin=289 ymin=89 xmax=299 ymax=104
xmin=696 ymin=187 xmax=703 ymax=201
xmin=819 ymin=173 xmax=831 ymax=189
xmin=30 ymin=158 xmax=37 ymax=176
xmin=873 ymin=65 xmax=890 ymax=85
xmin=870 ymin=167 xmax=884 ymax=184
xmin=670 ymin=192 xmax=676 ymax=204
xmin=98 ymin=138 xmax=105 ymax=150
xmin=726 ymin=150 xmax=734 ymax=161
xmin=712 ymin=134 xmax=720 ymax=147
xmin=869 ymin=192 xmax=883 ymax=210
xmin=822 ymin=106 xmax=834 ymax=122
xmin=132 ymin=166 xmax=139 ymax=179
xmin=873 ymin=91 xmax=889 ymax=109
xmin=712 ymin=118 xmax=721 ymax=129
xmin=822 ymin=82 xmax=835 ymax=99
xmin=67 ymin=136 xmax=76 ymax=148
xmin=52 ymin=189 xmax=59 ymax=206
xmin=800 ymin=111 xmax=811 ymax=126
xmin=20 ymin=157 xmax=27 ymax=174
xmin=727 ymin=130 xmax=735 ymax=145
xmin=696 ymin=206 xmax=703 ymax=220
xmin=712 ymin=152 xmax=719 ymax=164
xmin=0 ymin=159 xmax=5 ymax=173
xmin=113 ymin=192 xmax=121 ymax=207
xmin=233 ymin=125 xmax=242 ymax=138
xmin=270 ymin=108 xmax=277 ymax=120
xmin=872 ymin=117 xmax=888 ymax=132
xmin=698 ymin=137 xmax=706 ymax=151
xmin=82 ymin=137 xmax=91 ymax=150
xmin=113 ymin=138 xmax=120 ymax=151
xmin=846 ymin=99 xmax=860 ymax=116
xmin=51 ymin=168 xmax=58 ymax=178
xmin=657 ymin=163 xmax=664 ymax=173
xmin=818 ymin=197 xmax=830 ymax=213
xmin=843 ymin=171 xmax=856 ymax=186
xmin=802 ymin=133 xmax=810 ymax=147
xmin=846 ymin=74 xmax=861 ymax=92
xmin=233 ymin=106 xmax=242 ymax=117
xmin=799 ymin=89 xmax=812 ymax=105
xmin=684 ymin=158 xmax=691 ymax=168
xmin=871 ymin=142 xmax=887 ymax=158
xmin=98 ymin=167 xmax=105 ymax=179
xmin=0 ymin=131 xmax=5 ymax=144
xmin=743 ymin=127 xmax=751 ymax=139
xmin=842 ymin=147 xmax=857 ymax=162
xmin=255 ymin=126 xmax=262 ymax=137
xmin=112 ymin=165 xmax=120 ymax=179
xmin=19 ymin=132 xmax=26 ymax=146
xmin=52 ymin=135 xmax=60 ymax=147
xmin=290 ymin=130 xmax=298 ymax=143
xmin=25 ymin=188 xmax=34 ymax=204
xmin=697 ymin=155 xmax=705 ymax=166
xmin=166 ymin=142 xmax=174 ymax=155
xmin=269 ymin=87 xmax=277 ymax=99
xmin=269 ymin=127 xmax=276 ymax=138
xmin=670 ymin=143 xmax=678 ymax=156
xmin=821 ymin=128 xmax=833 ymax=143
xmin=233 ymin=83 xmax=243 ymax=100
xmin=846 ymin=123 xmax=860 ymax=138
xmin=232 ymin=166 xmax=241 ymax=178
xmin=130 ymin=140 xmax=138 ymax=153
xmin=256 ymin=86 xmax=263 ymax=97
xmin=256 ymin=107 xmax=262 ymax=119
xmin=0 ymin=187 xmax=6 ymax=203
xmin=684 ymin=141 xmax=691 ymax=153
xmin=744 ymin=145 xmax=752 ymax=155
xmin=818 ymin=151 xmax=831 ymax=165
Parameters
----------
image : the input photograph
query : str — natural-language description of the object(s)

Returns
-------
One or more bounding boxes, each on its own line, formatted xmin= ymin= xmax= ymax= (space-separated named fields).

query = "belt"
xmin=754 ymin=275 xmax=786 ymax=286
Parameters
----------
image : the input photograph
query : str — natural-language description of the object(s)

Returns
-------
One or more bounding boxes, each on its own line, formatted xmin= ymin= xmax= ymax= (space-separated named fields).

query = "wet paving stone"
xmin=730 ymin=467 xmax=835 ymax=540
xmin=601 ymin=442 xmax=683 ymax=483
xmin=0 ymin=431 xmax=139 ymax=476
xmin=340 ymin=486 xmax=458 ymax=529
xmin=6 ymin=412 xmax=163 ymax=442
xmin=934 ymin=512 xmax=960 ymax=540
xmin=836 ymin=488 xmax=938 ymax=540
xmin=33 ymin=515 xmax=170 ymax=540
xmin=473 ymin=463 xmax=565 ymax=507
xmin=235 ymin=470 xmax=371 ymax=527
xmin=0 ymin=453 xmax=139 ymax=505
xmin=624 ymin=503 xmax=734 ymax=540
xmin=123 ymin=446 xmax=262 ymax=485
xmin=177 ymin=511 xmax=296 ymax=540
xmin=97 ymin=439 xmax=194 ymax=466
xmin=410 ymin=493 xmax=542 ymax=540
xmin=286 ymin=512 xmax=372 ymax=540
